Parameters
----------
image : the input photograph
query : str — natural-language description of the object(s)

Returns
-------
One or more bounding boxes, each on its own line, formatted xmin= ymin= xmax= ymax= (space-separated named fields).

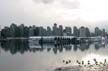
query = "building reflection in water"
xmin=0 ymin=40 xmax=107 ymax=55
xmin=94 ymin=42 xmax=106 ymax=50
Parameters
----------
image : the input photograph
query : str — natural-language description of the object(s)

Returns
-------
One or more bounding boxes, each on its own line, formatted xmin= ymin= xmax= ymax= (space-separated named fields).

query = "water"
xmin=0 ymin=40 xmax=108 ymax=71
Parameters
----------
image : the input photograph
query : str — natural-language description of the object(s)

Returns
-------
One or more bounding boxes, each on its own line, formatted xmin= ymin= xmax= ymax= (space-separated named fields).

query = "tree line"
xmin=0 ymin=23 xmax=39 ymax=38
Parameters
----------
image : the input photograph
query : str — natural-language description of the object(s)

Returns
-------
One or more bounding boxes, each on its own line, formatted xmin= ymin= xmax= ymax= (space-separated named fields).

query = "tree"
xmin=18 ymin=24 xmax=25 ymax=37
xmin=24 ymin=26 xmax=29 ymax=37
xmin=1 ymin=27 xmax=10 ymax=38
xmin=34 ymin=27 xmax=39 ymax=36
xmin=9 ymin=23 xmax=19 ymax=37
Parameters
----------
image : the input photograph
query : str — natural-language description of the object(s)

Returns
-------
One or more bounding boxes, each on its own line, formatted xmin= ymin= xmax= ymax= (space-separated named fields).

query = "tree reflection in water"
xmin=0 ymin=40 xmax=107 ymax=55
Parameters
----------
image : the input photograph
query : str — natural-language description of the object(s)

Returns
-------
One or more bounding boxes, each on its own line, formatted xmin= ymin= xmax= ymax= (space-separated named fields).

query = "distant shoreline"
xmin=0 ymin=37 xmax=28 ymax=42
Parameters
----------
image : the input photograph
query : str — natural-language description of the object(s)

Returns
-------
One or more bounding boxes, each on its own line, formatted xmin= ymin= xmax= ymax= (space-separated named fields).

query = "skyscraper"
xmin=64 ymin=27 xmax=72 ymax=36
xmin=79 ymin=26 xmax=86 ymax=37
xmin=29 ymin=25 xmax=36 ymax=36
xmin=85 ymin=27 xmax=90 ymax=37
xmin=95 ymin=27 xmax=102 ymax=36
xmin=59 ymin=25 xmax=63 ymax=36
xmin=47 ymin=26 xmax=52 ymax=36
xmin=53 ymin=23 xmax=58 ymax=36
xmin=38 ymin=26 xmax=47 ymax=36
xmin=73 ymin=26 xmax=79 ymax=37
xmin=102 ymin=29 xmax=107 ymax=37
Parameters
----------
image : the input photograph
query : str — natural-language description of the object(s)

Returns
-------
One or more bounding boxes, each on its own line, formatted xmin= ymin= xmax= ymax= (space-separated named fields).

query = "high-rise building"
xmin=29 ymin=25 xmax=36 ymax=36
xmin=38 ymin=26 xmax=47 ymax=36
xmin=47 ymin=26 xmax=52 ymax=36
xmin=95 ymin=27 xmax=102 ymax=36
xmin=53 ymin=23 xmax=58 ymax=36
xmin=102 ymin=29 xmax=107 ymax=37
xmin=64 ymin=27 xmax=72 ymax=36
xmin=85 ymin=27 xmax=90 ymax=37
xmin=59 ymin=25 xmax=63 ymax=36
xmin=79 ymin=26 xmax=86 ymax=37
xmin=73 ymin=26 xmax=79 ymax=37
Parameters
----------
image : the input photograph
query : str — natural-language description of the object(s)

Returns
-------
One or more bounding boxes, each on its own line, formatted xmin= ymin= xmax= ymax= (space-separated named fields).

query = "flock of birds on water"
xmin=62 ymin=58 xmax=107 ymax=67
xmin=54 ymin=58 xmax=108 ymax=71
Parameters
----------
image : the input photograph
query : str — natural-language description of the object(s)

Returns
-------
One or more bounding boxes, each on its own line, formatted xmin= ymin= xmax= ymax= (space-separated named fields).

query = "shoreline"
xmin=55 ymin=64 xmax=108 ymax=71
xmin=0 ymin=37 xmax=28 ymax=42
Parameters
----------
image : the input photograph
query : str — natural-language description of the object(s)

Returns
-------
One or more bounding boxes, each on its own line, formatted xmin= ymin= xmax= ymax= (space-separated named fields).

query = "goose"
xmin=62 ymin=60 xmax=65 ymax=63
xmin=93 ymin=58 xmax=98 ymax=65
xmin=76 ymin=60 xmax=81 ymax=66
xmin=104 ymin=59 xmax=107 ymax=63
xmin=68 ymin=60 xmax=71 ymax=63
xmin=103 ymin=59 xmax=107 ymax=66
xmin=82 ymin=61 xmax=84 ymax=65
xmin=66 ymin=61 xmax=69 ymax=64
xmin=88 ymin=60 xmax=90 ymax=65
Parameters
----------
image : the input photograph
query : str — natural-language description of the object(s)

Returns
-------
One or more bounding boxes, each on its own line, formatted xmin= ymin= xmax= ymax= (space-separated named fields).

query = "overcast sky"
xmin=0 ymin=0 xmax=108 ymax=31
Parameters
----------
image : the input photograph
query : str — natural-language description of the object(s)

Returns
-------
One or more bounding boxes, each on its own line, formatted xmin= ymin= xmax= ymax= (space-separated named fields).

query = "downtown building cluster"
xmin=0 ymin=23 xmax=108 ymax=38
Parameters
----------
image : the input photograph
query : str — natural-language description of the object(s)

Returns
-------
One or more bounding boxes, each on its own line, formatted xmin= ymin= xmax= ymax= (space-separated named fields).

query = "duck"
xmin=62 ymin=60 xmax=65 ymax=63
xmin=76 ymin=60 xmax=81 ymax=66
xmin=103 ymin=59 xmax=107 ymax=66
xmin=66 ymin=61 xmax=69 ymax=64
xmin=88 ymin=60 xmax=90 ymax=65
xmin=93 ymin=58 xmax=98 ymax=65
xmin=82 ymin=61 xmax=84 ymax=65
xmin=68 ymin=60 xmax=71 ymax=63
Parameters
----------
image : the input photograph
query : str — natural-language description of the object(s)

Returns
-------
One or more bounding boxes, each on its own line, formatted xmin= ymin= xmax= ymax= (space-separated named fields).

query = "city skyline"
xmin=0 ymin=23 xmax=108 ymax=38
xmin=1 ymin=22 xmax=108 ymax=31
xmin=1 ymin=0 xmax=108 ymax=71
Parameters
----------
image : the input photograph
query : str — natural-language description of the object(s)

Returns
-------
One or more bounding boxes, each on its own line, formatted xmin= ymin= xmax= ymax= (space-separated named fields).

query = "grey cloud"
xmin=42 ymin=0 xmax=54 ymax=4
xmin=33 ymin=0 xmax=54 ymax=4
xmin=33 ymin=0 xmax=80 ymax=9
xmin=61 ymin=0 xmax=80 ymax=9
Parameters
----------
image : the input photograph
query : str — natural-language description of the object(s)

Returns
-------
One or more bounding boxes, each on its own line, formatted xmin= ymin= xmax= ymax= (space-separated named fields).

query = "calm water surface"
xmin=0 ymin=40 xmax=108 ymax=71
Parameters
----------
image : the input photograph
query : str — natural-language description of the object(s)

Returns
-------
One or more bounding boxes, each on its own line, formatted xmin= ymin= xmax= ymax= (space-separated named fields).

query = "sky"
xmin=0 ymin=0 xmax=108 ymax=31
